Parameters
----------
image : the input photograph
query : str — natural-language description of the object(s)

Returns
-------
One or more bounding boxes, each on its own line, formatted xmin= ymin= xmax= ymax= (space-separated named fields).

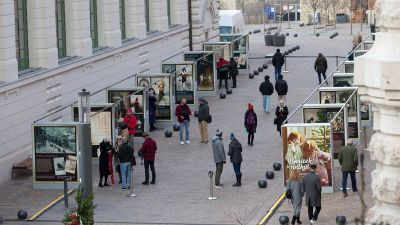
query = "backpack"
xmin=286 ymin=189 xmax=292 ymax=199
xmin=246 ymin=112 xmax=255 ymax=126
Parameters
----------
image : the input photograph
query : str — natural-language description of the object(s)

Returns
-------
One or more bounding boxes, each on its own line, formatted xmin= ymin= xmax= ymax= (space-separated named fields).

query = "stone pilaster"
xmin=97 ymin=0 xmax=121 ymax=48
xmin=170 ymin=0 xmax=188 ymax=25
xmin=27 ymin=0 xmax=58 ymax=69
xmin=150 ymin=0 xmax=168 ymax=32
xmin=65 ymin=0 xmax=92 ymax=57
xmin=125 ymin=0 xmax=146 ymax=39
xmin=0 ymin=0 xmax=18 ymax=82
xmin=354 ymin=0 xmax=400 ymax=224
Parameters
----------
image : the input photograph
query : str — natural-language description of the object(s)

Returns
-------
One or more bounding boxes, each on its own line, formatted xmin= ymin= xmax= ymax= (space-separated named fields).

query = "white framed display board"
xmin=332 ymin=73 xmax=354 ymax=87
xmin=220 ymin=34 xmax=250 ymax=73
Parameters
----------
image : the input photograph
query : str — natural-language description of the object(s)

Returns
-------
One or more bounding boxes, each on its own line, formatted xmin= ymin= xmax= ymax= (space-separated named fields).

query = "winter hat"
xmin=199 ymin=98 xmax=206 ymax=104
xmin=230 ymin=133 xmax=235 ymax=140
xmin=127 ymin=108 xmax=133 ymax=113
xmin=248 ymin=103 xmax=254 ymax=110
xmin=216 ymin=129 xmax=223 ymax=137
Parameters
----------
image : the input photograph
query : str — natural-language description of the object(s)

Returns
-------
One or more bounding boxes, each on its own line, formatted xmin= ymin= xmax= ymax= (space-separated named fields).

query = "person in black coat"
xmin=314 ymin=53 xmax=328 ymax=85
xmin=275 ymin=74 xmax=288 ymax=102
xmin=229 ymin=57 xmax=239 ymax=88
xmin=272 ymin=49 xmax=285 ymax=81
xmin=259 ymin=75 xmax=274 ymax=113
xmin=275 ymin=100 xmax=289 ymax=136
xmin=99 ymin=138 xmax=113 ymax=187
xmin=148 ymin=88 xmax=157 ymax=131
xmin=244 ymin=103 xmax=257 ymax=146
xmin=228 ymin=133 xmax=243 ymax=186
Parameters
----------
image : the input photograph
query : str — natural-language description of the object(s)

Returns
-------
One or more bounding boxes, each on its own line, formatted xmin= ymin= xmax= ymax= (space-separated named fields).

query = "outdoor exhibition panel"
xmin=32 ymin=123 xmax=85 ymax=189
xmin=302 ymin=103 xmax=347 ymax=160
xmin=161 ymin=61 xmax=197 ymax=106
xmin=332 ymin=73 xmax=354 ymax=87
xmin=107 ymin=88 xmax=149 ymax=138
xmin=281 ymin=123 xmax=334 ymax=193
xmin=220 ymin=34 xmax=250 ymax=72
xmin=202 ymin=42 xmax=233 ymax=63
xmin=354 ymin=50 xmax=368 ymax=58
xmin=342 ymin=61 xmax=354 ymax=73
xmin=72 ymin=104 xmax=114 ymax=158
xmin=136 ymin=74 xmax=174 ymax=128
xmin=318 ymin=87 xmax=360 ymax=140
xmin=363 ymin=41 xmax=374 ymax=50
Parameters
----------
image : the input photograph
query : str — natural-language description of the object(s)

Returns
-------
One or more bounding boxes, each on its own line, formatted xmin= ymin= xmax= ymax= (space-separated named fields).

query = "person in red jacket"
xmin=217 ymin=57 xmax=230 ymax=89
xmin=175 ymin=98 xmax=193 ymax=145
xmin=139 ymin=132 xmax=157 ymax=185
xmin=123 ymin=108 xmax=137 ymax=147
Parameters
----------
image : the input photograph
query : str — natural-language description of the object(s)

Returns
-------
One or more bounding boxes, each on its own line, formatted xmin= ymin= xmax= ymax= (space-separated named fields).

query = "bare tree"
xmin=320 ymin=0 xmax=330 ymax=30
xmin=303 ymin=0 xmax=321 ymax=34
xmin=329 ymin=0 xmax=340 ymax=28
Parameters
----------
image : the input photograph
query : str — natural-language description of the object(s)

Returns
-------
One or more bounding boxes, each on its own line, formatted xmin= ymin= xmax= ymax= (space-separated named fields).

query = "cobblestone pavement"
xmin=0 ymin=22 xmax=373 ymax=225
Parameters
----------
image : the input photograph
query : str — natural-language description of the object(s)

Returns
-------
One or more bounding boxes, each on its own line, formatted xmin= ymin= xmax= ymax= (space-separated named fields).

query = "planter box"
xmin=264 ymin=34 xmax=273 ymax=46
xmin=273 ymin=35 xmax=286 ymax=46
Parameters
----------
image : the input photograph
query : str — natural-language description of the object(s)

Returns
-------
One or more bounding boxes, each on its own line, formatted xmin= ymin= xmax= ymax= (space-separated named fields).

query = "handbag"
xmin=206 ymin=115 xmax=212 ymax=124
xmin=273 ymin=118 xmax=278 ymax=125
xmin=131 ymin=156 xmax=137 ymax=166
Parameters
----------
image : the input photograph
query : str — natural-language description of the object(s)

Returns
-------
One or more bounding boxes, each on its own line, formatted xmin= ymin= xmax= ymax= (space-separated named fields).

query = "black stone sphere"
xmin=288 ymin=49 xmax=293 ymax=54
xmin=263 ymin=64 xmax=268 ymax=69
xmin=258 ymin=180 xmax=267 ymax=188
xmin=249 ymin=73 xmax=254 ymax=79
xmin=194 ymin=110 xmax=198 ymax=117
xmin=258 ymin=66 xmax=264 ymax=72
xmin=220 ymin=93 xmax=226 ymax=99
xmin=17 ymin=210 xmax=27 ymax=220
xmin=266 ymin=171 xmax=275 ymax=179
xmin=248 ymin=31 xmax=252 ymax=35
xmin=173 ymin=124 xmax=180 ymax=131
xmin=285 ymin=32 xmax=289 ymax=36
xmin=316 ymin=33 xmax=320 ymax=37
xmin=293 ymin=33 xmax=298 ymax=37
xmin=226 ymin=89 xmax=232 ymax=94
xmin=336 ymin=215 xmax=347 ymax=225
xmin=165 ymin=130 xmax=173 ymax=138
xmin=279 ymin=215 xmax=290 ymax=225
xmin=296 ymin=45 xmax=300 ymax=50
xmin=253 ymin=70 xmax=259 ymax=75
xmin=283 ymin=51 xmax=289 ymax=56
xmin=273 ymin=162 xmax=282 ymax=171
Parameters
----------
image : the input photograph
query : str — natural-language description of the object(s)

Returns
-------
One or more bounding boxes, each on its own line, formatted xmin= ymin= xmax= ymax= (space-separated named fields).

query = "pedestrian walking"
xmin=286 ymin=169 xmax=304 ymax=225
xmin=117 ymin=137 xmax=135 ymax=190
xmin=314 ymin=53 xmax=328 ymax=85
xmin=148 ymin=88 xmax=158 ymax=131
xmin=259 ymin=75 xmax=274 ymax=113
xmin=217 ymin=57 xmax=230 ymax=89
xmin=175 ymin=98 xmax=193 ymax=145
xmin=123 ymin=108 xmax=137 ymax=147
xmin=229 ymin=57 xmax=239 ymax=88
xmin=272 ymin=49 xmax=285 ymax=81
xmin=338 ymin=139 xmax=358 ymax=197
xmin=198 ymin=98 xmax=210 ymax=144
xmin=228 ymin=133 xmax=242 ymax=187
xmin=98 ymin=138 xmax=113 ymax=187
xmin=302 ymin=163 xmax=322 ymax=225
xmin=212 ymin=129 xmax=226 ymax=188
xmin=275 ymin=100 xmax=289 ymax=136
xmin=244 ymin=103 xmax=257 ymax=146
xmin=275 ymin=74 xmax=288 ymax=102
xmin=139 ymin=132 xmax=157 ymax=185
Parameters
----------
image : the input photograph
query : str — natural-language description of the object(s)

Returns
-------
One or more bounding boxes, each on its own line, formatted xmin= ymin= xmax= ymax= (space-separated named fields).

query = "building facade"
xmin=0 ymin=0 xmax=219 ymax=184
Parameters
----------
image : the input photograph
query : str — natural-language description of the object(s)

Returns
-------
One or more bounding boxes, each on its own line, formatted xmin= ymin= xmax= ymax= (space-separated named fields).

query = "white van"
xmin=218 ymin=10 xmax=246 ymax=34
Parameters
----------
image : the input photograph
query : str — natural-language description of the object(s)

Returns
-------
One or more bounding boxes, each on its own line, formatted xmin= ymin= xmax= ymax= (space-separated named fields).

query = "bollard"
xmin=207 ymin=171 xmax=217 ymax=200
xmin=129 ymin=166 xmax=136 ymax=197
xmin=63 ymin=176 xmax=69 ymax=208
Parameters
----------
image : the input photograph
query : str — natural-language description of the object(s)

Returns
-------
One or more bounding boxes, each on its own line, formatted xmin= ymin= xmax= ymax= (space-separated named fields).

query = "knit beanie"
xmin=230 ymin=133 xmax=235 ymax=140
xmin=216 ymin=129 xmax=223 ymax=137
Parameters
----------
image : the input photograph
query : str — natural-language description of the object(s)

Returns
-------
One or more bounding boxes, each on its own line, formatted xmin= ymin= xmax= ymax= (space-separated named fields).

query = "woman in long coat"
xmin=275 ymin=100 xmax=289 ymax=136
xmin=148 ymin=88 xmax=158 ymax=131
xmin=244 ymin=103 xmax=257 ymax=146
xmin=286 ymin=169 xmax=304 ymax=224
xmin=99 ymin=138 xmax=113 ymax=187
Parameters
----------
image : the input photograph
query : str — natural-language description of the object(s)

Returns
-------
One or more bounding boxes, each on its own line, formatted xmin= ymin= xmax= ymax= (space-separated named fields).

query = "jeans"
xmin=317 ymin=72 xmax=327 ymax=84
xmin=274 ymin=66 xmax=282 ymax=81
xmin=215 ymin=162 xmax=224 ymax=185
xmin=262 ymin=95 xmax=271 ymax=112
xmin=342 ymin=171 xmax=358 ymax=193
xmin=120 ymin=162 xmax=132 ymax=189
xmin=233 ymin=163 xmax=241 ymax=176
xmin=179 ymin=120 xmax=190 ymax=142
xmin=198 ymin=121 xmax=208 ymax=142
xmin=144 ymin=160 xmax=156 ymax=182
xmin=308 ymin=206 xmax=321 ymax=221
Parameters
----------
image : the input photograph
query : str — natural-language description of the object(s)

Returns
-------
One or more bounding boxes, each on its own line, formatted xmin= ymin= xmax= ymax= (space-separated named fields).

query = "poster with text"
xmin=220 ymin=35 xmax=248 ymax=69
xmin=184 ymin=52 xmax=215 ymax=91
xmin=151 ymin=77 xmax=171 ymax=120
xmin=282 ymin=125 xmax=332 ymax=187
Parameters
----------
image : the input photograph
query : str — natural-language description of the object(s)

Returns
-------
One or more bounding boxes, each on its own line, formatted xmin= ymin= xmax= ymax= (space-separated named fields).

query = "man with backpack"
xmin=272 ymin=49 xmax=285 ymax=81
xmin=259 ymin=75 xmax=274 ymax=114
xmin=275 ymin=74 xmax=288 ymax=102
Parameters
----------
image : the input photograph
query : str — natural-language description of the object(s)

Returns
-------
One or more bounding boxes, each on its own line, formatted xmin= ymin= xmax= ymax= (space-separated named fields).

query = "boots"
xmin=233 ymin=174 xmax=241 ymax=187
xmin=291 ymin=216 xmax=296 ymax=225
xmin=296 ymin=215 xmax=302 ymax=224
xmin=151 ymin=177 xmax=156 ymax=185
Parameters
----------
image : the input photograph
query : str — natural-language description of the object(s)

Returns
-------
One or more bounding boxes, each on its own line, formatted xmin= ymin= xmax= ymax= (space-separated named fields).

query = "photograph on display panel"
xmin=360 ymin=102 xmax=370 ymax=121
xmin=151 ymin=77 xmax=171 ymax=120
xmin=333 ymin=76 xmax=354 ymax=87
xmin=183 ymin=52 xmax=215 ymax=91
xmin=162 ymin=63 xmax=195 ymax=104
xmin=282 ymin=125 xmax=332 ymax=187
xmin=320 ymin=92 xmax=336 ymax=104
xmin=327 ymin=110 xmax=345 ymax=159
xmin=220 ymin=35 xmax=248 ymax=69
xmin=303 ymin=108 xmax=327 ymax=123
xmin=203 ymin=43 xmax=231 ymax=63
xmin=137 ymin=77 xmax=151 ymax=87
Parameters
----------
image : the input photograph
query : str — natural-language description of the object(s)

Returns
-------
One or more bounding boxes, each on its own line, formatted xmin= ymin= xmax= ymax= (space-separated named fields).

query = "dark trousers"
xmin=144 ymin=160 xmax=156 ymax=182
xmin=231 ymin=75 xmax=237 ymax=87
xmin=317 ymin=72 xmax=327 ymax=84
xmin=274 ymin=66 xmax=282 ymax=81
xmin=248 ymin=132 xmax=254 ymax=145
xmin=215 ymin=162 xmax=224 ymax=185
xmin=308 ymin=206 xmax=321 ymax=221
xmin=342 ymin=171 xmax=358 ymax=193
xmin=219 ymin=78 xmax=228 ymax=89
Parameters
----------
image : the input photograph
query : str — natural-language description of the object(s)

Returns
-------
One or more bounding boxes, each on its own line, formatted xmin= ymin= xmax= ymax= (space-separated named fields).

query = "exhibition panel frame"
xmin=183 ymin=51 xmax=217 ymax=96
xmin=202 ymin=42 xmax=233 ymax=62
xmin=343 ymin=61 xmax=354 ymax=73
xmin=354 ymin=50 xmax=368 ymax=58
xmin=220 ymin=34 xmax=250 ymax=72
xmin=281 ymin=123 xmax=334 ymax=193
xmin=32 ymin=123 xmax=82 ymax=189
xmin=363 ymin=41 xmax=374 ymax=50
xmin=136 ymin=73 xmax=174 ymax=128
xmin=332 ymin=73 xmax=354 ymax=87
xmin=106 ymin=88 xmax=149 ymax=139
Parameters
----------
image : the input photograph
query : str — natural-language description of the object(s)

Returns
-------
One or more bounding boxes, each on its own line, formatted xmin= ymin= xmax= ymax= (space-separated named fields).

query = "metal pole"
xmin=287 ymin=0 xmax=290 ymax=29
xmin=282 ymin=56 xmax=289 ymax=73
xmin=129 ymin=166 xmax=136 ymax=197
xmin=350 ymin=1 xmax=353 ymax=35
xmin=64 ymin=176 xmax=69 ymax=208
xmin=207 ymin=171 xmax=217 ymax=200
xmin=263 ymin=0 xmax=266 ymax=34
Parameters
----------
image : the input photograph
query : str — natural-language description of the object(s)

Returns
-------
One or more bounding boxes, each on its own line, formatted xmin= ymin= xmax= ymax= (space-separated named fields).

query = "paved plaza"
xmin=0 ymin=23 xmax=374 ymax=225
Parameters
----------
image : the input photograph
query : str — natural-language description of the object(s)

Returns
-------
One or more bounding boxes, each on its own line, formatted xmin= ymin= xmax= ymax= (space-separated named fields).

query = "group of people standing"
xmin=216 ymin=57 xmax=239 ymax=89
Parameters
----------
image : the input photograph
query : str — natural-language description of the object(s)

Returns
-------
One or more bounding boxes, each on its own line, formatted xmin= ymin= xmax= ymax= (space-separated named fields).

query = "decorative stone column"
xmin=97 ymin=0 xmax=121 ymax=48
xmin=0 ymin=0 xmax=18 ymax=82
xmin=125 ymin=0 xmax=146 ymax=39
xmin=354 ymin=0 xmax=400 ymax=224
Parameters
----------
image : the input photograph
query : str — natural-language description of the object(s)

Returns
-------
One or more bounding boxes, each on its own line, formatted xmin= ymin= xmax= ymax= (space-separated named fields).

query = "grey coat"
xmin=287 ymin=179 xmax=304 ymax=216
xmin=228 ymin=139 xmax=242 ymax=164
xmin=301 ymin=171 xmax=322 ymax=207
xmin=212 ymin=136 xmax=226 ymax=164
